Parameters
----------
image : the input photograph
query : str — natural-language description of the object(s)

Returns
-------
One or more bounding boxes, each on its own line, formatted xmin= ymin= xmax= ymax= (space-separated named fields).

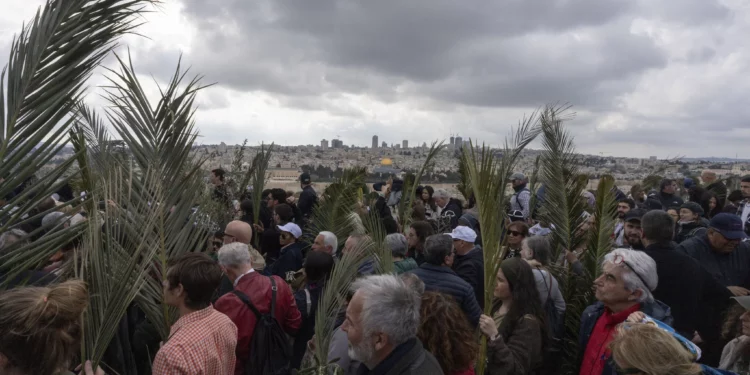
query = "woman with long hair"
xmin=611 ymin=322 xmax=733 ymax=375
xmin=700 ymin=191 xmax=723 ymax=219
xmin=421 ymin=185 xmax=438 ymax=220
xmin=418 ymin=292 xmax=478 ymax=375
xmin=719 ymin=302 xmax=750 ymax=373
xmin=407 ymin=220 xmax=434 ymax=266
xmin=0 ymin=280 xmax=103 ymax=375
xmin=479 ymin=257 xmax=547 ymax=375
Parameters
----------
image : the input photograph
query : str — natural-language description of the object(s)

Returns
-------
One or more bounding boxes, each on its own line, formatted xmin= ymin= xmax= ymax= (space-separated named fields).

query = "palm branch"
xmin=249 ymin=143 xmax=274 ymax=245
xmin=527 ymin=155 xmax=542 ymax=219
xmin=92 ymin=54 xmax=212 ymax=343
xmin=358 ymin=209 xmax=390 ymax=274
xmin=0 ymin=0 xmax=155 ymax=287
xmin=462 ymin=112 xmax=541 ymax=375
xmin=558 ymin=174 xmax=617 ymax=374
xmin=396 ymin=141 xmax=445 ymax=231
xmin=304 ymin=167 xmax=367 ymax=246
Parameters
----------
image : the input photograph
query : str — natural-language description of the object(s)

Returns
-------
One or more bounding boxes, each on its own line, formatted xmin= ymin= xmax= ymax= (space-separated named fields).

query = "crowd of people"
xmin=2 ymin=169 xmax=750 ymax=375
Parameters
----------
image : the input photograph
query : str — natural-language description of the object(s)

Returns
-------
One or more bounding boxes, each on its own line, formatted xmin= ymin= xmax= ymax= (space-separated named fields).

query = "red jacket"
xmin=214 ymin=271 xmax=302 ymax=375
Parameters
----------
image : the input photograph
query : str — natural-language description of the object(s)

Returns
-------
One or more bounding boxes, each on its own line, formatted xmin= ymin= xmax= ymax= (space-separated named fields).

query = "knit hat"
xmin=680 ymin=202 xmax=704 ymax=216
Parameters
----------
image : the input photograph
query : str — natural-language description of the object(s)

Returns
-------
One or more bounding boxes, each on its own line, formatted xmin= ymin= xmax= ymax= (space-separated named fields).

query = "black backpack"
xmin=232 ymin=277 xmax=292 ymax=375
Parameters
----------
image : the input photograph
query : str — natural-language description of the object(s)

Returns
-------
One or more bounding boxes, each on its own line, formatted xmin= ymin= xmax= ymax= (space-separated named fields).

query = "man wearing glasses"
xmin=579 ymin=248 xmax=670 ymax=375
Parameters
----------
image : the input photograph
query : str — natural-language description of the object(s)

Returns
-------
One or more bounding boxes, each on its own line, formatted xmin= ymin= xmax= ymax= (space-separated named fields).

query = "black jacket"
xmin=452 ymin=246 xmax=485 ymax=310
xmin=260 ymin=225 xmax=282 ymax=264
xmin=440 ymin=198 xmax=463 ymax=230
xmin=678 ymin=234 xmax=750 ymax=288
xmin=356 ymin=339 xmax=443 ymax=375
xmin=657 ymin=192 xmax=684 ymax=210
xmin=292 ymin=280 xmax=324 ymax=370
xmin=411 ymin=263 xmax=481 ymax=327
xmin=638 ymin=242 xmax=732 ymax=340
xmin=675 ymin=220 xmax=708 ymax=244
xmin=265 ymin=242 xmax=304 ymax=282
xmin=297 ymin=185 xmax=318 ymax=220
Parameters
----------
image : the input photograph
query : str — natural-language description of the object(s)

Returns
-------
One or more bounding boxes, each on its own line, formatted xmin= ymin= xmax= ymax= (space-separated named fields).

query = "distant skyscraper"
xmin=321 ymin=139 xmax=329 ymax=149
xmin=455 ymin=136 xmax=463 ymax=149
xmin=402 ymin=140 xmax=408 ymax=149
xmin=382 ymin=141 xmax=387 ymax=148
xmin=450 ymin=136 xmax=455 ymax=148
xmin=332 ymin=139 xmax=343 ymax=148
xmin=372 ymin=135 xmax=378 ymax=149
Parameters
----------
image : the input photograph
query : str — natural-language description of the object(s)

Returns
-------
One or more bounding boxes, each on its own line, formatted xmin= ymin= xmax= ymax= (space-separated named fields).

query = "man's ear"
xmin=629 ymin=288 xmax=644 ymax=302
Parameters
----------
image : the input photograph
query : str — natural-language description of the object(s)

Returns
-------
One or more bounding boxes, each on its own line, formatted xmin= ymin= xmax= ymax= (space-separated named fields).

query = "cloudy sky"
xmin=2 ymin=0 xmax=750 ymax=158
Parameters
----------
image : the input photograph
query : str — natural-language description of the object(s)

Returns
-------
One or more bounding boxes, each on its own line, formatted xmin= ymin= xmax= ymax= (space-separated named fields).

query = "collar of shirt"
xmin=603 ymin=303 xmax=641 ymax=327
xmin=169 ymin=306 xmax=215 ymax=339
xmin=234 ymin=268 xmax=255 ymax=286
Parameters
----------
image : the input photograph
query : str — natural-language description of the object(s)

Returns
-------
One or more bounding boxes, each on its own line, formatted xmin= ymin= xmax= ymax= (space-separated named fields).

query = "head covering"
xmin=299 ymin=173 xmax=312 ymax=185
xmin=277 ymin=222 xmax=302 ymax=239
xmin=709 ymin=213 xmax=748 ymax=240
xmin=624 ymin=208 xmax=647 ymax=223
xmin=683 ymin=178 xmax=695 ymax=190
xmin=509 ymin=172 xmax=526 ymax=181
xmin=645 ymin=198 xmax=664 ymax=211
xmin=680 ymin=202 xmax=704 ymax=216
xmin=448 ymin=226 xmax=477 ymax=243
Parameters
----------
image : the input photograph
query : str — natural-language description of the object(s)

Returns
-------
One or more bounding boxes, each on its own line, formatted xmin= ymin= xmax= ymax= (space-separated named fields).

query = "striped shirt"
xmin=152 ymin=306 xmax=237 ymax=375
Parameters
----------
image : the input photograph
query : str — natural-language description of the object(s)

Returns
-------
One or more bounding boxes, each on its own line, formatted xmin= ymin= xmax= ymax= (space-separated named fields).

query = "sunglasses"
xmin=212 ymin=241 xmax=223 ymax=248
xmin=507 ymin=230 xmax=523 ymax=237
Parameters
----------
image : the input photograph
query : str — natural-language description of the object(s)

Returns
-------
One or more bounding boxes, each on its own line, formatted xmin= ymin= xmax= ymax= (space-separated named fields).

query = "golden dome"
xmin=381 ymin=158 xmax=393 ymax=166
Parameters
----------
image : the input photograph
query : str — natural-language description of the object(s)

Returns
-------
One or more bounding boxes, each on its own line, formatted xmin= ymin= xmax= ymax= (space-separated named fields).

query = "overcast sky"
xmin=3 ymin=0 xmax=750 ymax=158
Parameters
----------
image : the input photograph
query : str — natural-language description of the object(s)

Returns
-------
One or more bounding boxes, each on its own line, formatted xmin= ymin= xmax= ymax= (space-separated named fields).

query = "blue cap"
xmin=709 ymin=213 xmax=748 ymax=240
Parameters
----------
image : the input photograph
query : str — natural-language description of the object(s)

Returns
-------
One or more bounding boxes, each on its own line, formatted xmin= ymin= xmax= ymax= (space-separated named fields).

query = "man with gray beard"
xmin=341 ymin=274 xmax=443 ymax=375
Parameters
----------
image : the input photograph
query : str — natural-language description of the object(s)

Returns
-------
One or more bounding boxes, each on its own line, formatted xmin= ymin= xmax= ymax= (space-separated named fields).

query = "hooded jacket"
xmin=440 ymin=198 xmax=463 ymax=230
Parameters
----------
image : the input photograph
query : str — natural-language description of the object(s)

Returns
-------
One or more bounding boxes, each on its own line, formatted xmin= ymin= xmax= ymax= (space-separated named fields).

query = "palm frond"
xmin=527 ymin=155 xmax=542 ymax=219
xmin=396 ymin=141 xmax=445 ymax=231
xmin=537 ymin=105 xmax=588 ymax=263
xmin=462 ymin=112 xmax=542 ymax=375
xmin=305 ymin=167 xmax=367 ymax=246
xmin=359 ymin=210 xmax=390 ymax=274
xmin=250 ymin=143 xmax=274 ymax=241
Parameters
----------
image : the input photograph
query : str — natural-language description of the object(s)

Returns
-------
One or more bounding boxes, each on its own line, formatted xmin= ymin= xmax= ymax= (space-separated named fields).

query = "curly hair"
xmin=417 ymin=291 xmax=478 ymax=374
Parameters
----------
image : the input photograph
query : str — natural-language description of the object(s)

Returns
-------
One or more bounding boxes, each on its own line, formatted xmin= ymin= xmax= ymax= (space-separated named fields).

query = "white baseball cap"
xmin=448 ymin=226 xmax=477 ymax=243
xmin=277 ymin=222 xmax=302 ymax=239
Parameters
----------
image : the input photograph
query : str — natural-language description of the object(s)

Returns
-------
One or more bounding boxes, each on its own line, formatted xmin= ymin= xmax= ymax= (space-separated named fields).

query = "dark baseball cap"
xmin=624 ymin=208 xmax=647 ymax=223
xmin=709 ymin=213 xmax=748 ymax=240
xmin=680 ymin=202 xmax=704 ymax=216
xmin=299 ymin=173 xmax=311 ymax=184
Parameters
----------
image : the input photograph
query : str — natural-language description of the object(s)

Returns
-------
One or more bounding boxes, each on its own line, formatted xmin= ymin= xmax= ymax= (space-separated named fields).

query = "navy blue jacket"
xmin=678 ymin=233 xmax=750 ymax=288
xmin=452 ymin=246 xmax=485 ymax=310
xmin=411 ymin=263 xmax=481 ymax=326
xmin=579 ymin=300 xmax=673 ymax=375
xmin=298 ymin=185 xmax=317 ymax=220
xmin=266 ymin=242 xmax=304 ymax=282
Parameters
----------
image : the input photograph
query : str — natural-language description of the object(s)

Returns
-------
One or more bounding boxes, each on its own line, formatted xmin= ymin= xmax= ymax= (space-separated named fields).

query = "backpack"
xmin=232 ymin=277 xmax=292 ymax=375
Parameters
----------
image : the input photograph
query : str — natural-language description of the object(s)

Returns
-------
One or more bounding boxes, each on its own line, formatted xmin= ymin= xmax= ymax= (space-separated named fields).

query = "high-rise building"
xmin=332 ymin=139 xmax=343 ymax=148
xmin=321 ymin=139 xmax=329 ymax=149
xmin=372 ymin=135 xmax=378 ymax=149
xmin=402 ymin=140 xmax=408 ymax=149
xmin=382 ymin=141 xmax=388 ymax=148
xmin=450 ymin=136 xmax=455 ymax=148
xmin=454 ymin=136 xmax=463 ymax=149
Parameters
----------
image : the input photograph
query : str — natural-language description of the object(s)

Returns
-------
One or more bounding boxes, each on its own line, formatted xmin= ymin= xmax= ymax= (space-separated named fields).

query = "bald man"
xmin=223 ymin=221 xmax=265 ymax=271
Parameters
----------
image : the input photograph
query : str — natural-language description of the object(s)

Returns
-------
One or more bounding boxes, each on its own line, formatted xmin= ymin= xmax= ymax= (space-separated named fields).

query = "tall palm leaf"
xmin=462 ymin=112 xmax=541 ymax=375
xmin=93 ymin=54 xmax=212 ymax=342
xmin=359 ymin=209 xmax=390 ymax=274
xmin=249 ymin=143 xmax=274 ymax=247
xmin=0 ymin=0 xmax=155 ymax=286
xmin=396 ymin=141 xmax=445 ymax=231
xmin=305 ymin=167 xmax=367 ymax=246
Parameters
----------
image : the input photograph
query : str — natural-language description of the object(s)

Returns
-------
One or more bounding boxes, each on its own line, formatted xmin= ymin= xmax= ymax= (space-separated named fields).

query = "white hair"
xmin=351 ymin=275 xmax=420 ymax=346
xmin=217 ymin=242 xmax=252 ymax=268
xmin=385 ymin=233 xmax=408 ymax=258
xmin=603 ymin=248 xmax=658 ymax=303
xmin=432 ymin=188 xmax=451 ymax=200
xmin=319 ymin=231 xmax=338 ymax=256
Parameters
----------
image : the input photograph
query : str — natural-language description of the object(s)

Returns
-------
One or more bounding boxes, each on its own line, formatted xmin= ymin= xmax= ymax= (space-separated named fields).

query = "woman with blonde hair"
xmin=0 ymin=280 xmax=103 ymax=375
xmin=610 ymin=322 xmax=733 ymax=375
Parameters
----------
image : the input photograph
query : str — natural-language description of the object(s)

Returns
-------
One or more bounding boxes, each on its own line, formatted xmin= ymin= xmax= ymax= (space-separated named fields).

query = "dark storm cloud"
xmin=175 ymin=0 xmax=664 ymax=111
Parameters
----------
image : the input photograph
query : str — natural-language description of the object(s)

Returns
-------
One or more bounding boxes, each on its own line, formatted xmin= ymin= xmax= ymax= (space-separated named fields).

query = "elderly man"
xmin=432 ymin=188 xmax=462 ymax=229
xmin=214 ymin=242 xmax=301 ymax=375
xmin=679 ymin=213 xmax=750 ymax=295
xmin=343 ymin=234 xmax=376 ymax=276
xmin=387 ymin=233 xmax=417 ymax=274
xmin=637 ymin=210 xmax=732 ymax=363
xmin=579 ymin=248 xmax=671 ymax=375
xmin=311 ymin=231 xmax=338 ymax=258
xmin=410 ymin=234 xmax=481 ymax=326
xmin=450 ymin=226 xmax=484 ymax=309
xmin=342 ymin=274 xmax=443 ymax=374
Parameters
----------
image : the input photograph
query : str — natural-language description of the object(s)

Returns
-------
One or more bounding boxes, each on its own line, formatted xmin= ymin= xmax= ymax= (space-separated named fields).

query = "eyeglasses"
xmin=507 ymin=230 xmax=523 ymax=237
xmin=613 ymin=254 xmax=650 ymax=291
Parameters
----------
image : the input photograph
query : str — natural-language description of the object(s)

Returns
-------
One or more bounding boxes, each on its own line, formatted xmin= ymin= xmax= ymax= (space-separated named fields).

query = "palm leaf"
xmin=396 ymin=141 xmax=445 ymax=231
xmin=305 ymin=167 xmax=367 ymax=246
xmin=250 ymin=143 xmax=274 ymax=244
xmin=462 ymin=112 xmax=541 ymax=375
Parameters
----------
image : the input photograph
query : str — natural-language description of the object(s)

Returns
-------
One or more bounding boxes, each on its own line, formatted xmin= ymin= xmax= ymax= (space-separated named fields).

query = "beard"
xmin=348 ymin=338 xmax=376 ymax=368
